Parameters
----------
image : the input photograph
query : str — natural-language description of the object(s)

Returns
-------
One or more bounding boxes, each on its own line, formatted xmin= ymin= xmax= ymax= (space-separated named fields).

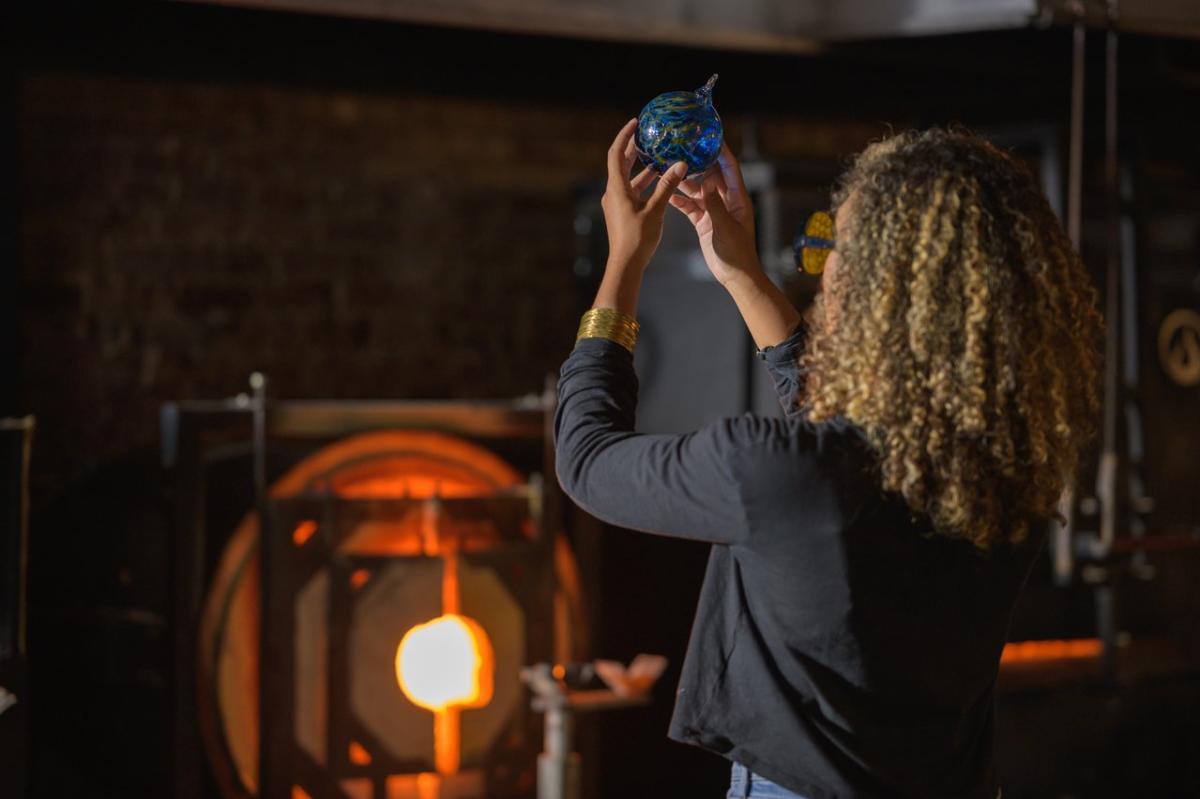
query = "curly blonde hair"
xmin=799 ymin=128 xmax=1103 ymax=549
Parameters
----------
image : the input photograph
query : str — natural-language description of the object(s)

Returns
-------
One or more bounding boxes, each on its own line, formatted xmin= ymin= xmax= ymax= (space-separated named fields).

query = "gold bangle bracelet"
xmin=576 ymin=308 xmax=640 ymax=353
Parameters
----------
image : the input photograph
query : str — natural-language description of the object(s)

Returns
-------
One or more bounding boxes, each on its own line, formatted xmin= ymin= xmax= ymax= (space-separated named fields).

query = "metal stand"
xmin=1054 ymin=0 xmax=1129 ymax=686
xmin=522 ymin=659 xmax=666 ymax=799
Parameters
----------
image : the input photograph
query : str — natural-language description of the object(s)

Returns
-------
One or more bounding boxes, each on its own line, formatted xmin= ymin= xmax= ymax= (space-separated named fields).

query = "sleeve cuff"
xmin=754 ymin=322 xmax=806 ymax=365
xmin=572 ymin=335 xmax=635 ymax=362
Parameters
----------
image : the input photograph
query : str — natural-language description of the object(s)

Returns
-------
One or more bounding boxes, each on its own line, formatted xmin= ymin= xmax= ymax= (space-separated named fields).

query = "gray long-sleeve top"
xmin=554 ymin=326 xmax=1043 ymax=799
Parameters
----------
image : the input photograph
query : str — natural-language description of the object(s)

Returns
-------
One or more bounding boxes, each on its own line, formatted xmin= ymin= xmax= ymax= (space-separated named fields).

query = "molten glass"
xmin=395 ymin=614 xmax=495 ymax=713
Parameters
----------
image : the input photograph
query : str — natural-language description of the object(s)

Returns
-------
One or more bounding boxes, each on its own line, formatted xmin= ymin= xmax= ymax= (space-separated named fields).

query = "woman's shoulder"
xmin=719 ymin=410 xmax=868 ymax=447
xmin=715 ymin=412 xmax=874 ymax=477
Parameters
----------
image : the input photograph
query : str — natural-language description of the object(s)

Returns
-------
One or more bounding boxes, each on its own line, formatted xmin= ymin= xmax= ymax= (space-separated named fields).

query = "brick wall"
xmin=19 ymin=74 xmax=593 ymax=481
xmin=18 ymin=76 xmax=882 ymax=492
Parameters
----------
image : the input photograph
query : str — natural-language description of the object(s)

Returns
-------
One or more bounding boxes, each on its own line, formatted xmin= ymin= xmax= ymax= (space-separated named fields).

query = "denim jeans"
xmin=726 ymin=763 xmax=1003 ymax=799
xmin=726 ymin=762 xmax=808 ymax=799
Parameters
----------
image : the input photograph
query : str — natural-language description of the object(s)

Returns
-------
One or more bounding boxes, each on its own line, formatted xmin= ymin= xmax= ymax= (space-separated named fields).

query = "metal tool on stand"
xmin=523 ymin=655 xmax=668 ymax=799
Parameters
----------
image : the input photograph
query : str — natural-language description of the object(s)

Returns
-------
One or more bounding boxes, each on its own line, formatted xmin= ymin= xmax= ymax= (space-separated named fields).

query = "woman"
xmin=554 ymin=121 xmax=1102 ymax=798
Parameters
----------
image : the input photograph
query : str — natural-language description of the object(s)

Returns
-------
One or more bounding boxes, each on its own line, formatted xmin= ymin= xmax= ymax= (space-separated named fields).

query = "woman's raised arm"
xmin=669 ymin=143 xmax=801 ymax=350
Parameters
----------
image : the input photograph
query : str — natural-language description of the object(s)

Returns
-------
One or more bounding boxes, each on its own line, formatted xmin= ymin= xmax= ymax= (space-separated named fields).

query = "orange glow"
xmin=292 ymin=520 xmax=318 ymax=547
xmin=292 ymin=787 xmax=313 ymax=799
xmin=349 ymin=569 xmax=372 ymax=590
xmin=421 ymin=499 xmax=445 ymax=558
xmin=386 ymin=773 xmax=442 ymax=799
xmin=1001 ymin=638 xmax=1103 ymax=663
xmin=418 ymin=773 xmax=440 ymax=799
xmin=434 ymin=709 xmax=459 ymax=776
xmin=395 ymin=615 xmax=494 ymax=713
xmin=338 ymin=474 xmax=483 ymax=499
xmin=396 ymin=613 xmax=494 ymax=775
xmin=442 ymin=553 xmax=459 ymax=616
xmin=198 ymin=430 xmax=544 ymax=799
xmin=348 ymin=741 xmax=372 ymax=766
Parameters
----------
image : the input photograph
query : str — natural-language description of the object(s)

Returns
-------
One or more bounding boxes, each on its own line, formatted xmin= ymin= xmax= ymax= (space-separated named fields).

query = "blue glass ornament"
xmin=635 ymin=74 xmax=723 ymax=178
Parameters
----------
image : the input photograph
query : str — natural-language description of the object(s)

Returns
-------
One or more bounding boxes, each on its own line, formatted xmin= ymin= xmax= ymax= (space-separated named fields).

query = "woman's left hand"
xmin=600 ymin=118 xmax=689 ymax=273
xmin=668 ymin=142 xmax=761 ymax=289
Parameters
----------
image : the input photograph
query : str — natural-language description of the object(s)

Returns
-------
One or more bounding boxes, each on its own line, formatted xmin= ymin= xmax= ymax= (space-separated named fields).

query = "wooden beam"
xmin=165 ymin=0 xmax=825 ymax=54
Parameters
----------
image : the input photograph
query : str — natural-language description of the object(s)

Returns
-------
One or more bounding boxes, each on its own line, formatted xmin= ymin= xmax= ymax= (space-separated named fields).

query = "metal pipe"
xmin=1096 ymin=1 xmax=1121 ymax=557
xmin=1067 ymin=15 xmax=1085 ymax=250
xmin=251 ymin=372 xmax=267 ymax=513
xmin=538 ymin=704 xmax=580 ymax=799
xmin=249 ymin=371 xmax=271 ymax=796
xmin=1095 ymin=583 xmax=1118 ymax=684
xmin=0 ymin=417 xmax=35 ymax=663
xmin=1054 ymin=9 xmax=1087 ymax=583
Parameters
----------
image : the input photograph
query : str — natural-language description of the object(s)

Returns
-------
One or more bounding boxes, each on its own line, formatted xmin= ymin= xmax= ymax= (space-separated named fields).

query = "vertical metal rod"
xmin=1097 ymin=4 xmax=1121 ymax=558
xmin=1095 ymin=584 xmax=1118 ymax=684
xmin=250 ymin=371 xmax=272 ymax=796
xmin=251 ymin=372 xmax=268 ymax=518
xmin=539 ymin=703 xmax=580 ymax=799
xmin=16 ymin=417 xmax=32 ymax=658
xmin=1067 ymin=18 xmax=1086 ymax=250
xmin=1054 ymin=14 xmax=1087 ymax=582
xmin=1052 ymin=486 xmax=1075 ymax=585
xmin=1092 ymin=0 xmax=1125 ymax=681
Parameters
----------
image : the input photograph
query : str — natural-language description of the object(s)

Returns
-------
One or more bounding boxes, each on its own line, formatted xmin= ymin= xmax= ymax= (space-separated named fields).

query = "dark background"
xmin=5 ymin=1 xmax=1200 ymax=797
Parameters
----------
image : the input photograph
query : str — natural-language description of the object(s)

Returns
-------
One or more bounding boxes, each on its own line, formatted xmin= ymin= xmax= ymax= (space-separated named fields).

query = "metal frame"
xmin=163 ymin=380 xmax=564 ymax=799
xmin=0 ymin=417 xmax=34 ymax=799
xmin=259 ymin=492 xmax=555 ymax=799
xmin=0 ymin=417 xmax=33 ymax=667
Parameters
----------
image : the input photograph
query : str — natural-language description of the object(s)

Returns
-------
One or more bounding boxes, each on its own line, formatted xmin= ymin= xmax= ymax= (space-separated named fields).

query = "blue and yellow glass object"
xmin=794 ymin=210 xmax=835 ymax=275
xmin=635 ymin=74 xmax=723 ymax=178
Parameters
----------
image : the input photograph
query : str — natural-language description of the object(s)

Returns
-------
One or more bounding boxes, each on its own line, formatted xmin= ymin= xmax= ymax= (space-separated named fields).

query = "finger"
xmin=707 ymin=170 xmax=730 ymax=204
xmin=623 ymin=133 xmax=639 ymax=176
xmin=646 ymin=162 xmax=689 ymax=216
xmin=701 ymin=178 xmax=736 ymax=230
xmin=630 ymin=166 xmax=656 ymax=196
xmin=702 ymin=172 xmax=726 ymax=204
xmin=668 ymin=193 xmax=705 ymax=226
xmin=717 ymin=142 xmax=750 ymax=203
xmin=607 ymin=118 xmax=639 ymax=197
xmin=675 ymin=175 xmax=704 ymax=200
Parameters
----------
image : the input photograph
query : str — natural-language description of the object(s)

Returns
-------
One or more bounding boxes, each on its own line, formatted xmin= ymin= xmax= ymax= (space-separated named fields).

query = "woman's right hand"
xmin=668 ymin=142 xmax=763 ymax=288
xmin=671 ymin=142 xmax=802 ymax=350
